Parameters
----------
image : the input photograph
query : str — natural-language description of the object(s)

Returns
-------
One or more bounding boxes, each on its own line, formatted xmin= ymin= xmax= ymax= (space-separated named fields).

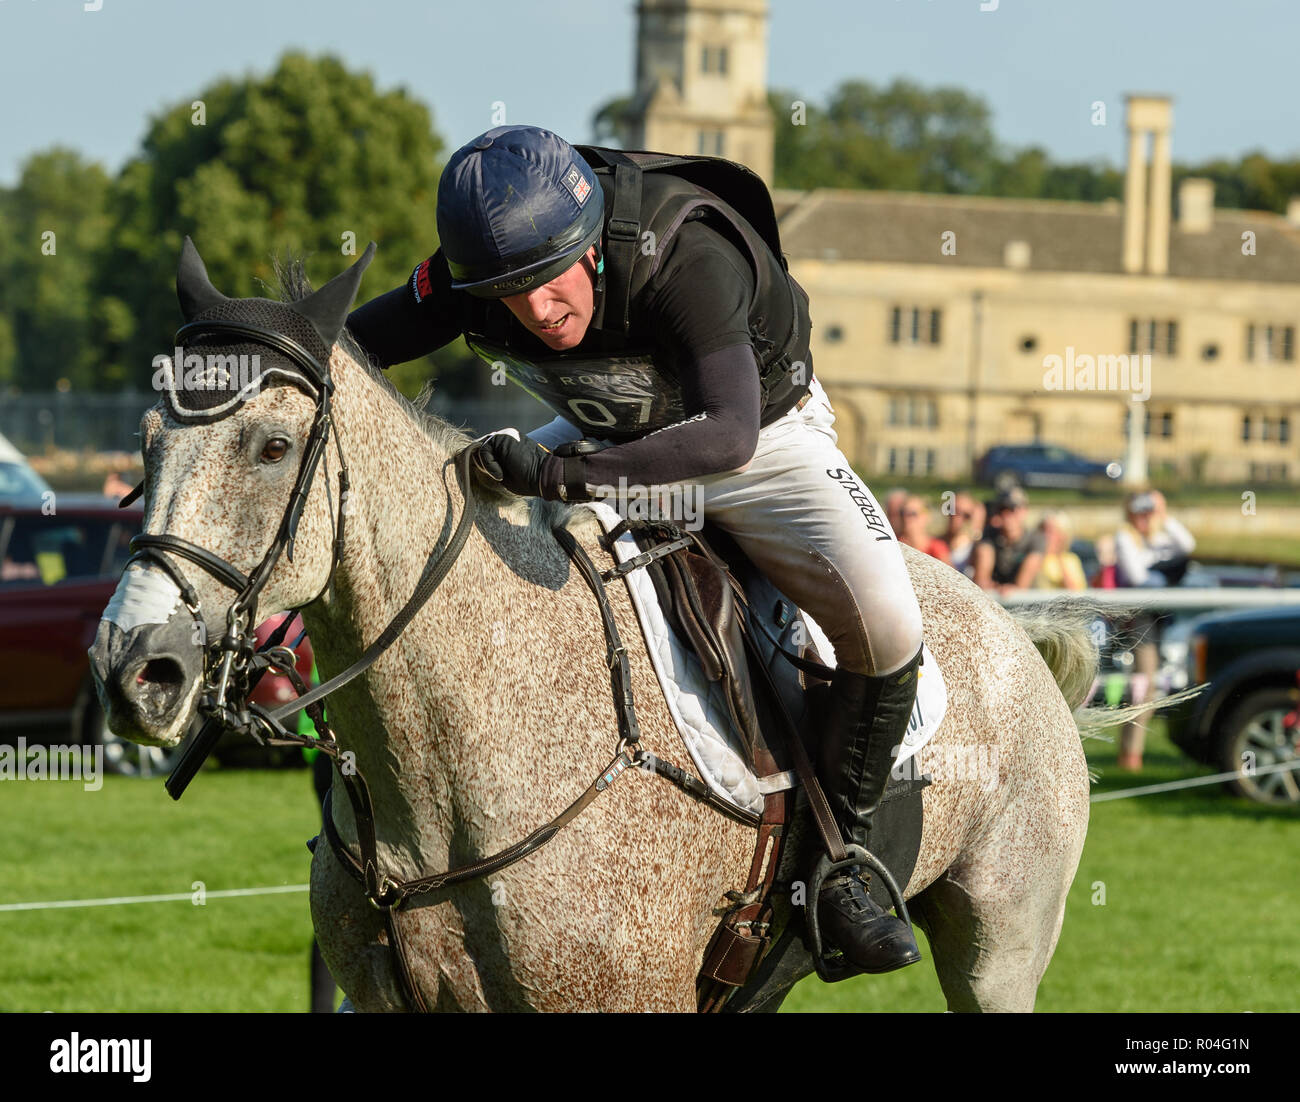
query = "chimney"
xmin=1122 ymin=96 xmax=1174 ymax=275
xmin=1287 ymin=197 xmax=1300 ymax=228
xmin=1179 ymin=178 xmax=1214 ymax=233
xmin=1122 ymin=117 xmax=1147 ymax=273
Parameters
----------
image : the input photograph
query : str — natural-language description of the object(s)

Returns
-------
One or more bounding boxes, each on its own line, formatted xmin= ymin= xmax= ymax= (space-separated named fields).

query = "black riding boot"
xmin=813 ymin=647 xmax=924 ymax=974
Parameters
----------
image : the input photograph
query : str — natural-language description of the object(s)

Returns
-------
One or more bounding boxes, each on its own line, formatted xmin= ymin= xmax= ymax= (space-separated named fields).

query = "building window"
xmin=1244 ymin=413 xmax=1293 ymax=444
xmin=1246 ymin=323 xmax=1296 ymax=362
xmin=1142 ymin=409 xmax=1174 ymax=438
xmin=887 ymin=395 xmax=938 ymax=427
xmin=1249 ymin=462 xmax=1289 ymax=481
xmin=889 ymin=305 xmax=942 ymax=346
xmin=697 ymin=129 xmax=725 ymax=157
xmin=701 ymin=45 xmax=728 ymax=74
xmin=886 ymin=447 xmax=935 ymax=476
xmin=1129 ymin=318 xmax=1177 ymax=356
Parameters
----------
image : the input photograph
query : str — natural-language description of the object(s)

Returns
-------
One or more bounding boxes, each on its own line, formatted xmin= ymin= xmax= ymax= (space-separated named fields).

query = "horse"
xmin=91 ymin=242 xmax=1105 ymax=1012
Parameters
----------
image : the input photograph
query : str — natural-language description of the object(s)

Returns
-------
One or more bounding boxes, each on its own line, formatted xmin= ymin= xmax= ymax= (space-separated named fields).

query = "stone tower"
xmin=623 ymin=0 xmax=774 ymax=185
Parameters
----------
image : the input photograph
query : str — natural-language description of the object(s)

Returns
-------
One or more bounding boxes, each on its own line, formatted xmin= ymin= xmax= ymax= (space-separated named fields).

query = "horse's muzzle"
xmin=88 ymin=613 xmax=204 ymax=746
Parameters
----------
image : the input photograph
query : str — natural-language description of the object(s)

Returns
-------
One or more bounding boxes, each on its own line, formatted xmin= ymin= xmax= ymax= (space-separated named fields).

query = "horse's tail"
xmin=1009 ymin=598 xmax=1206 ymax=737
xmin=1009 ymin=598 xmax=1106 ymax=713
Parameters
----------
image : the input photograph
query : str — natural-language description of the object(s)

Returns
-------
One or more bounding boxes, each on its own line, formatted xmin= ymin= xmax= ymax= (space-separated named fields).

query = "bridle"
xmin=126 ymin=320 xmax=352 ymax=750
xmin=116 ymin=314 xmax=913 ymax=1012
xmin=117 ymin=315 xmax=671 ymax=1011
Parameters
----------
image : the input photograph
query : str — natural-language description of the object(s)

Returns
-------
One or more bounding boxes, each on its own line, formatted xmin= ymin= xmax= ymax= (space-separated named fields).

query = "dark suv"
xmin=1160 ymin=604 xmax=1300 ymax=804
xmin=976 ymin=443 xmax=1123 ymax=491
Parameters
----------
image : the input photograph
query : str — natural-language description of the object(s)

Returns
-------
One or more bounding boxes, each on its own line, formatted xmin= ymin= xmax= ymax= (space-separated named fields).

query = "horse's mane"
xmin=271 ymin=254 xmax=590 ymax=536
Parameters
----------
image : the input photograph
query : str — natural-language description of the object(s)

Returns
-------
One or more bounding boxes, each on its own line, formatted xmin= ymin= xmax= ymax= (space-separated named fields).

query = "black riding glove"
xmin=474 ymin=431 xmax=554 ymax=498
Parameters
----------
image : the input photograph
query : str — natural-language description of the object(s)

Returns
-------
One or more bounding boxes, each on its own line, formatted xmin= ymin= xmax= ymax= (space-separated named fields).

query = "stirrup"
xmin=805 ymin=843 xmax=914 ymax=983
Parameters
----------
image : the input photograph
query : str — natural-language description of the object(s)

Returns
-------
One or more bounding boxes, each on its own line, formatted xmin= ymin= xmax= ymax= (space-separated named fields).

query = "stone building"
xmin=618 ymin=5 xmax=1300 ymax=484
xmin=622 ymin=0 xmax=774 ymax=185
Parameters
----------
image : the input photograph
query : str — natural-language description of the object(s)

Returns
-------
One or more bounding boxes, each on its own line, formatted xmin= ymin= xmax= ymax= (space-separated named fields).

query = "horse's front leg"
xmin=308 ymin=831 xmax=408 ymax=1012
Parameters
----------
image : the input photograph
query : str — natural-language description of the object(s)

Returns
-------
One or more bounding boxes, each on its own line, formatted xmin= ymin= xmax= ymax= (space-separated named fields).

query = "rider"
xmin=347 ymin=125 xmax=924 ymax=977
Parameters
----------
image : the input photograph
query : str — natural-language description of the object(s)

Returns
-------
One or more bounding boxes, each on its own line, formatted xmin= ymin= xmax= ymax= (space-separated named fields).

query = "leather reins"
xmin=119 ymin=318 xmax=717 ymax=1011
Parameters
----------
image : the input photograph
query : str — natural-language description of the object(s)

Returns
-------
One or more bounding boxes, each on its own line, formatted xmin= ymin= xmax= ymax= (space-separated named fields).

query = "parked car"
xmin=975 ymin=443 xmax=1122 ymax=491
xmin=0 ymin=432 xmax=54 ymax=506
xmin=1160 ymin=604 xmax=1300 ymax=805
xmin=0 ymin=499 xmax=314 ymax=775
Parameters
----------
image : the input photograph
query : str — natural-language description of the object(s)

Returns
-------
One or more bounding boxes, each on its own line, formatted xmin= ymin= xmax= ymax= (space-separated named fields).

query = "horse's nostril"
xmin=126 ymin=657 xmax=188 ymax=718
xmin=137 ymin=658 xmax=185 ymax=688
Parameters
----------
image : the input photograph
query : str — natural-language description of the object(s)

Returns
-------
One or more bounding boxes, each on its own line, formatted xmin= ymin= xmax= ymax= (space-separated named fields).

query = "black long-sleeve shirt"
xmin=347 ymin=220 xmax=772 ymax=497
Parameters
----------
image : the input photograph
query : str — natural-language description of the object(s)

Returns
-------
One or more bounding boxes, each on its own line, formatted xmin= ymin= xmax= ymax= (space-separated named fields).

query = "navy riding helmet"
xmin=436 ymin=125 xmax=604 ymax=299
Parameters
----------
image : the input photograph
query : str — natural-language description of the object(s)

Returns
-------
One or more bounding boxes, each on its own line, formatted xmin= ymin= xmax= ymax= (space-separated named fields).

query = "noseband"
xmin=125 ymin=319 xmax=352 ymax=759
xmin=118 ymin=316 xmax=696 ymax=1012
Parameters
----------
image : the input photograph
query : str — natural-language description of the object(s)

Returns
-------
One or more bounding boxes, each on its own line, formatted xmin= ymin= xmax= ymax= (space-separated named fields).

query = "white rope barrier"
xmin=1090 ymin=759 xmax=1300 ymax=802
xmin=1 ymin=761 xmax=1294 ymax=914
xmin=0 ymin=883 xmax=308 ymax=913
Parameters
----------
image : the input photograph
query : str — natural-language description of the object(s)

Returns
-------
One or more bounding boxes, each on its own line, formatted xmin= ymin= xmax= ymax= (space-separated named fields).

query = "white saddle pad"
xmin=584 ymin=503 xmax=946 ymax=817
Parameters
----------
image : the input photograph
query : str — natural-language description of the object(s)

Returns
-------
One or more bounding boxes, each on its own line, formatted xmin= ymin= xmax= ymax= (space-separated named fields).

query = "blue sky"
xmin=2 ymin=0 xmax=1297 ymax=186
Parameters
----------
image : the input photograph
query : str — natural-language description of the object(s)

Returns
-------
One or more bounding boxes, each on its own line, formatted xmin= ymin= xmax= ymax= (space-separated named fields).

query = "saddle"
xmin=627 ymin=521 xmax=770 ymax=758
xmin=562 ymin=443 xmax=928 ymax=1010
xmin=597 ymin=516 xmax=826 ymax=1007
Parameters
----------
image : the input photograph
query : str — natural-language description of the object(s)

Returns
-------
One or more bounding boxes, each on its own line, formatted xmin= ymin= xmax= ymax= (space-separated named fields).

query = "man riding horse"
xmin=347 ymin=125 xmax=924 ymax=977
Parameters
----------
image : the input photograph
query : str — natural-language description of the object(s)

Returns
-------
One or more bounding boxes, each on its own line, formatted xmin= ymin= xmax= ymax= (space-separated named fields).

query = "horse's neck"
xmin=301 ymin=355 xmax=567 ymax=859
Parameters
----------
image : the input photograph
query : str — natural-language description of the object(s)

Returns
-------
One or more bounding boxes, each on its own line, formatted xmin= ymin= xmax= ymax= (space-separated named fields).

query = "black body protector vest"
xmin=462 ymin=146 xmax=812 ymax=441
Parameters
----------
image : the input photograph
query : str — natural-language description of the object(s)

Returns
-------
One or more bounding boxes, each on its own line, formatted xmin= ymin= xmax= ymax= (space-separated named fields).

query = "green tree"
xmin=770 ymin=79 xmax=998 ymax=193
xmin=0 ymin=149 xmax=111 ymax=391
xmin=591 ymin=97 xmax=633 ymax=146
xmin=100 ymin=52 xmax=472 ymax=396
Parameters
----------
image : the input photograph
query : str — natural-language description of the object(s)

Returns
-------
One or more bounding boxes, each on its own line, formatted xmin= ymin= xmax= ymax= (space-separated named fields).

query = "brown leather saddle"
xmin=623 ymin=520 xmax=774 ymax=759
xmin=598 ymin=516 xmax=930 ymax=1012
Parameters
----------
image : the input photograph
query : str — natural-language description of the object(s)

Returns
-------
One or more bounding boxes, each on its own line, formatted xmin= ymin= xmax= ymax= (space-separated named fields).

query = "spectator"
xmin=897 ymin=495 xmax=951 ymax=565
xmin=103 ymin=468 xmax=134 ymax=501
xmin=1035 ymin=511 xmax=1087 ymax=590
xmin=971 ymin=486 xmax=1044 ymax=594
xmin=883 ymin=488 xmax=908 ymax=538
xmin=1091 ymin=533 xmax=1119 ymax=588
xmin=943 ymin=492 xmax=984 ymax=577
xmin=1115 ymin=490 xmax=1195 ymax=587
xmin=1112 ymin=490 xmax=1194 ymax=770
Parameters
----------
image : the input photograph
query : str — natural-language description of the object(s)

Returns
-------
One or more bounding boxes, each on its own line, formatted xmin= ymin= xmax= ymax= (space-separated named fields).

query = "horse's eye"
xmin=261 ymin=437 xmax=290 ymax=463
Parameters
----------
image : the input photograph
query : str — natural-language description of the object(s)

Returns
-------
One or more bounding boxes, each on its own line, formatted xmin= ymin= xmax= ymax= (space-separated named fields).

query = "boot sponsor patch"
xmin=825 ymin=468 xmax=893 ymax=542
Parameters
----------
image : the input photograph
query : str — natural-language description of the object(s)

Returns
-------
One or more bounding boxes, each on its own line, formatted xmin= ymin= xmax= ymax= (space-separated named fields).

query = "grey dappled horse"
xmin=91 ymin=245 xmax=1123 ymax=1011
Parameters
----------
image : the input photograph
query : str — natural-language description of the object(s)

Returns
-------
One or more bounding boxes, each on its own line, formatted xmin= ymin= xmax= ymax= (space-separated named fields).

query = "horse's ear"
xmin=176 ymin=236 xmax=228 ymax=320
xmin=292 ymin=242 xmax=377 ymax=349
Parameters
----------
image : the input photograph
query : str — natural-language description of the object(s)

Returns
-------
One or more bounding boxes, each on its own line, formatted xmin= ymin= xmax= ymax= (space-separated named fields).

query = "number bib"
xmin=465 ymin=334 xmax=687 ymax=439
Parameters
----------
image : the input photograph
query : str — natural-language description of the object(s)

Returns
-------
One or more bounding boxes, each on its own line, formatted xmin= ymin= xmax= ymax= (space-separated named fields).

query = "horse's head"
xmin=89 ymin=238 xmax=374 ymax=746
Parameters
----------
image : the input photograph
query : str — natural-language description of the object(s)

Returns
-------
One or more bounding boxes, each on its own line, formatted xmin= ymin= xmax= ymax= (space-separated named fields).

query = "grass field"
xmin=0 ymin=721 xmax=1295 ymax=1012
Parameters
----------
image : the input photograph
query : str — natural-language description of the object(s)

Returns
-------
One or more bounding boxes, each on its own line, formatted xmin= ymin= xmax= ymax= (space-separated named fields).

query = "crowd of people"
xmin=887 ymin=483 xmax=1197 ymax=771
xmin=887 ymin=484 xmax=1196 ymax=596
